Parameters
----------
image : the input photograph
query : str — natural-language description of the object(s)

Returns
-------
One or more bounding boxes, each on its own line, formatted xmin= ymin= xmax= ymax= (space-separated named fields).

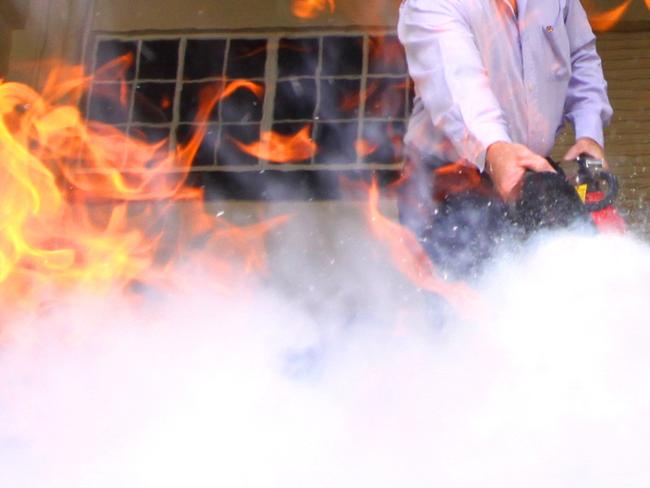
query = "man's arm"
xmin=398 ymin=0 xmax=552 ymax=200
xmin=562 ymin=0 xmax=614 ymax=162
xmin=398 ymin=0 xmax=512 ymax=168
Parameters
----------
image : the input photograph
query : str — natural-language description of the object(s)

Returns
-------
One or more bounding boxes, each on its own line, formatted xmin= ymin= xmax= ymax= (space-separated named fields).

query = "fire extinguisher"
xmin=572 ymin=153 xmax=626 ymax=233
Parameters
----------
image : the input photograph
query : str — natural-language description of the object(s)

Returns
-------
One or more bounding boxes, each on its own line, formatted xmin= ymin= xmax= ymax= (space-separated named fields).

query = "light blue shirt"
xmin=398 ymin=0 xmax=613 ymax=169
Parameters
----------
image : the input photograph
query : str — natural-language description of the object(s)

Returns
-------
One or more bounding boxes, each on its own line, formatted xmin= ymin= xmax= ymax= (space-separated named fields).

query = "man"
xmin=396 ymin=0 xmax=613 ymax=274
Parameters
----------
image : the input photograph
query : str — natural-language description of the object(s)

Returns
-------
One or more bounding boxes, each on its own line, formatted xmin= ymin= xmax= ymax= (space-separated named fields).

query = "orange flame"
xmin=291 ymin=0 xmax=335 ymax=19
xmin=220 ymin=79 xmax=264 ymax=101
xmin=366 ymin=180 xmax=484 ymax=318
xmin=232 ymin=125 xmax=317 ymax=163
xmin=587 ymin=0 xmax=634 ymax=31
xmin=95 ymin=52 xmax=134 ymax=82
xmin=0 ymin=62 xmax=285 ymax=315
xmin=355 ymin=139 xmax=379 ymax=158
xmin=433 ymin=162 xmax=484 ymax=199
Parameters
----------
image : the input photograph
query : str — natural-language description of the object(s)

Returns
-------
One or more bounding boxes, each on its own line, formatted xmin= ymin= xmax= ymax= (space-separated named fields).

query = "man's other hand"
xmin=485 ymin=141 xmax=555 ymax=201
xmin=563 ymin=137 xmax=607 ymax=168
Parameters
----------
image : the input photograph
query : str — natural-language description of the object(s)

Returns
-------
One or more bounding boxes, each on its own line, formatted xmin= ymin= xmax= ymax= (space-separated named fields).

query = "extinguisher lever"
xmin=545 ymin=157 xmax=565 ymax=177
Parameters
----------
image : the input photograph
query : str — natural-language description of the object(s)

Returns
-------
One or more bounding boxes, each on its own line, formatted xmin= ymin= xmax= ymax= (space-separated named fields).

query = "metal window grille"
xmin=86 ymin=30 xmax=413 ymax=172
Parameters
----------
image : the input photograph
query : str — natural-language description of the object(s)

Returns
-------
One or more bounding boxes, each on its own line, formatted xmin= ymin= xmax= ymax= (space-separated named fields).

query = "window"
xmin=86 ymin=31 xmax=413 ymax=172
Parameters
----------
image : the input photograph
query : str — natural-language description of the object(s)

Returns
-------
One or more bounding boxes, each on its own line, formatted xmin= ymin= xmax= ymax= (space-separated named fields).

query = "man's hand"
xmin=563 ymin=137 xmax=607 ymax=167
xmin=485 ymin=141 xmax=555 ymax=201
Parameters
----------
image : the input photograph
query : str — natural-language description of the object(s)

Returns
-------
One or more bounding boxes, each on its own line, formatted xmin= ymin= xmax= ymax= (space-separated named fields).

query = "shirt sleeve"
xmin=397 ymin=0 xmax=511 ymax=170
xmin=563 ymin=0 xmax=614 ymax=148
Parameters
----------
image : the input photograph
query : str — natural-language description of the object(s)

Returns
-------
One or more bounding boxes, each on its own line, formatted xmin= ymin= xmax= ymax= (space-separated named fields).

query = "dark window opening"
xmin=86 ymin=32 xmax=412 ymax=170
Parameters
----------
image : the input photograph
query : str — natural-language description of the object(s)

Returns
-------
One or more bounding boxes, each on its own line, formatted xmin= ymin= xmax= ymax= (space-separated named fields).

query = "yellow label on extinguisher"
xmin=577 ymin=184 xmax=588 ymax=203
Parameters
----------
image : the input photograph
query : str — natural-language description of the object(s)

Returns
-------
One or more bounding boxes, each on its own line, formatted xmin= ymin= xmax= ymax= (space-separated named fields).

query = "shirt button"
xmin=527 ymin=82 xmax=534 ymax=92
xmin=546 ymin=25 xmax=554 ymax=33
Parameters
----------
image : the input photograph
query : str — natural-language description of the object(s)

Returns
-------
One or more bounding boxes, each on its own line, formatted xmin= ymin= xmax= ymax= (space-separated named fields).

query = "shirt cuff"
xmin=570 ymin=110 xmax=605 ymax=148
xmin=469 ymin=124 xmax=511 ymax=171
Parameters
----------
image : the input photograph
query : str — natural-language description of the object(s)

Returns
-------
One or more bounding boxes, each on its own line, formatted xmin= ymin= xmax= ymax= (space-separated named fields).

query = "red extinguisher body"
xmin=586 ymin=191 xmax=626 ymax=233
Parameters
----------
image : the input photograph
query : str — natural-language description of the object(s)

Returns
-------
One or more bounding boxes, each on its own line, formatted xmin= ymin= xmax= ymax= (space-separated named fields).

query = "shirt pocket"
xmin=539 ymin=5 xmax=571 ymax=81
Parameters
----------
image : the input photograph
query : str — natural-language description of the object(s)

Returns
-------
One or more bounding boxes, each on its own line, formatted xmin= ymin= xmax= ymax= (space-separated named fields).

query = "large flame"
xmin=0 ymin=62 xmax=284 ymax=316
xmin=0 ymin=58 xmax=481 ymax=323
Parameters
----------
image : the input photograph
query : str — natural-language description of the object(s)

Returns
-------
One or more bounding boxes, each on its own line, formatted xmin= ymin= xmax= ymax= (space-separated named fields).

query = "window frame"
xmin=86 ymin=28 xmax=411 ymax=173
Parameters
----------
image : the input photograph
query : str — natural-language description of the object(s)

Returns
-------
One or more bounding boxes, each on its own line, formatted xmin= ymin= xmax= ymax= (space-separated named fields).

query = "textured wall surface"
xmin=554 ymin=28 xmax=650 ymax=230
xmin=601 ymin=30 xmax=650 ymax=229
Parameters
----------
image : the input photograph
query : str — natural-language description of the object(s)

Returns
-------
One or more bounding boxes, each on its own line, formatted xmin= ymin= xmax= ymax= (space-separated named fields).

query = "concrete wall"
xmin=87 ymin=0 xmax=650 ymax=33
xmin=6 ymin=0 xmax=93 ymax=83
xmin=9 ymin=0 xmax=649 ymax=73
xmin=0 ymin=0 xmax=24 ymax=74
xmin=5 ymin=0 xmax=402 ymax=80
xmin=89 ymin=0 xmax=401 ymax=32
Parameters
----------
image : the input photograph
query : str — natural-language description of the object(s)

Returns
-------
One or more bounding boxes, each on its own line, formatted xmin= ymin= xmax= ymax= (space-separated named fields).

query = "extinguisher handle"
xmin=545 ymin=157 xmax=566 ymax=177
xmin=547 ymin=155 xmax=620 ymax=213
xmin=583 ymin=170 xmax=619 ymax=212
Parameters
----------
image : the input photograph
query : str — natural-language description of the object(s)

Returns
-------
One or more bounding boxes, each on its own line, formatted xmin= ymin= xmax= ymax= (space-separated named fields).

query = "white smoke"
xmin=1 ymin=223 xmax=649 ymax=487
